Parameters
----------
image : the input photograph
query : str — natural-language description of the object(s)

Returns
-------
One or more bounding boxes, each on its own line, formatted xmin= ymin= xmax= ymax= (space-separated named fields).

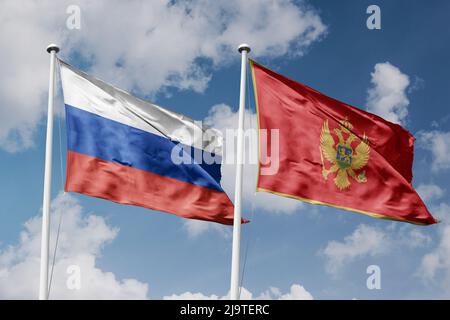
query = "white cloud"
xmin=183 ymin=219 xmax=230 ymax=239
xmin=261 ymin=284 xmax=313 ymax=300
xmin=0 ymin=1 xmax=65 ymax=152
xmin=430 ymin=202 xmax=450 ymax=223
xmin=417 ymin=130 xmax=450 ymax=172
xmin=163 ymin=283 xmax=313 ymax=300
xmin=419 ymin=225 xmax=450 ymax=291
xmin=0 ymin=193 xmax=148 ymax=299
xmin=420 ymin=251 xmax=441 ymax=280
xmin=321 ymin=224 xmax=388 ymax=275
xmin=164 ymin=291 xmax=221 ymax=300
xmin=402 ymin=228 xmax=433 ymax=249
xmin=418 ymin=203 xmax=450 ymax=294
xmin=366 ymin=62 xmax=411 ymax=125
xmin=416 ymin=184 xmax=445 ymax=203
xmin=321 ymin=224 xmax=431 ymax=275
xmin=0 ymin=0 xmax=326 ymax=152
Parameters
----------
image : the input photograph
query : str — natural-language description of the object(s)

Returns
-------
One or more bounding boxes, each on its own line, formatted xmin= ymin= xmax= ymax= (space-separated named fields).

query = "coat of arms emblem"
xmin=319 ymin=118 xmax=370 ymax=190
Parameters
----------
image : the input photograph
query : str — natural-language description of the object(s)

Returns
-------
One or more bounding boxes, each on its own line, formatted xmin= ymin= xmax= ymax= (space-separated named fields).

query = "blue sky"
xmin=1 ymin=0 xmax=450 ymax=299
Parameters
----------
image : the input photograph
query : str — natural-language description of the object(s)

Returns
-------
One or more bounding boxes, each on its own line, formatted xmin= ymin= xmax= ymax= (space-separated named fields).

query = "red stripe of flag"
xmin=66 ymin=151 xmax=235 ymax=225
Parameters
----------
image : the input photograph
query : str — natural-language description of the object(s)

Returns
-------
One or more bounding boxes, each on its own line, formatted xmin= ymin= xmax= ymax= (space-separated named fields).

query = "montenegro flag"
xmin=250 ymin=60 xmax=437 ymax=225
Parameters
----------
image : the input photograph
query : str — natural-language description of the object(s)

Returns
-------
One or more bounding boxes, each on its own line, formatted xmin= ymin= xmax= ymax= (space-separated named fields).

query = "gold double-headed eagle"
xmin=319 ymin=118 xmax=370 ymax=190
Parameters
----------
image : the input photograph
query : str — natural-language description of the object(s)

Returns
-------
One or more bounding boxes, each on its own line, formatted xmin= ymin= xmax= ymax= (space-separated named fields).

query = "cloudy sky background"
xmin=1 ymin=0 xmax=450 ymax=299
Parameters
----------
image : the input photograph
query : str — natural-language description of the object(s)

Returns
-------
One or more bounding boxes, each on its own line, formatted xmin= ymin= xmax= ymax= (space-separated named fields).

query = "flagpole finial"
xmin=46 ymin=44 xmax=60 ymax=54
xmin=238 ymin=43 xmax=251 ymax=53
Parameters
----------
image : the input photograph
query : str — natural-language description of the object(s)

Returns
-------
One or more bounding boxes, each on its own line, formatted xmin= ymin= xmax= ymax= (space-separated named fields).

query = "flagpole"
xmin=230 ymin=43 xmax=251 ymax=300
xmin=39 ymin=44 xmax=59 ymax=300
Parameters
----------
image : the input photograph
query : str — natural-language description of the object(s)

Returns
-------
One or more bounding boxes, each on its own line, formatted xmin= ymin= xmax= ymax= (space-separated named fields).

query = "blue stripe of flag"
xmin=65 ymin=104 xmax=224 ymax=192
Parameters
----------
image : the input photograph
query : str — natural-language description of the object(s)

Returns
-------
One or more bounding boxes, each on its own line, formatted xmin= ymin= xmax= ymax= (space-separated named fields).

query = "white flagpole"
xmin=230 ymin=43 xmax=251 ymax=300
xmin=39 ymin=44 xmax=59 ymax=300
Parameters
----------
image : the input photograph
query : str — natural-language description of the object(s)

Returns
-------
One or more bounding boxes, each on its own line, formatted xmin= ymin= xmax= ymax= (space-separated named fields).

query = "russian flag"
xmin=59 ymin=60 xmax=235 ymax=224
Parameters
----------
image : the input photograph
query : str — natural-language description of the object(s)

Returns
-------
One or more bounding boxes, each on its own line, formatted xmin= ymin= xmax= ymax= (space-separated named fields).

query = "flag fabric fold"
xmin=250 ymin=59 xmax=436 ymax=225
xmin=59 ymin=60 xmax=234 ymax=224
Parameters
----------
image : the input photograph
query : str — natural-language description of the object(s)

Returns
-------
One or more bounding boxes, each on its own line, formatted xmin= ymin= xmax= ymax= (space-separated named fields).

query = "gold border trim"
xmin=249 ymin=59 xmax=262 ymax=191
xmin=257 ymin=187 xmax=428 ymax=226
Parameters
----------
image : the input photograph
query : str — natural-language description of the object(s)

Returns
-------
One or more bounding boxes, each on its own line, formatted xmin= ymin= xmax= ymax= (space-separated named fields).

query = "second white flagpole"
xmin=230 ymin=43 xmax=251 ymax=300
xmin=39 ymin=44 xmax=59 ymax=300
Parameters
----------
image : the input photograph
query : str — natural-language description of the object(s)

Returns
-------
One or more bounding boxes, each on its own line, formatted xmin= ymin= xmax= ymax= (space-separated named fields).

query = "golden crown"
xmin=339 ymin=117 xmax=353 ymax=130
